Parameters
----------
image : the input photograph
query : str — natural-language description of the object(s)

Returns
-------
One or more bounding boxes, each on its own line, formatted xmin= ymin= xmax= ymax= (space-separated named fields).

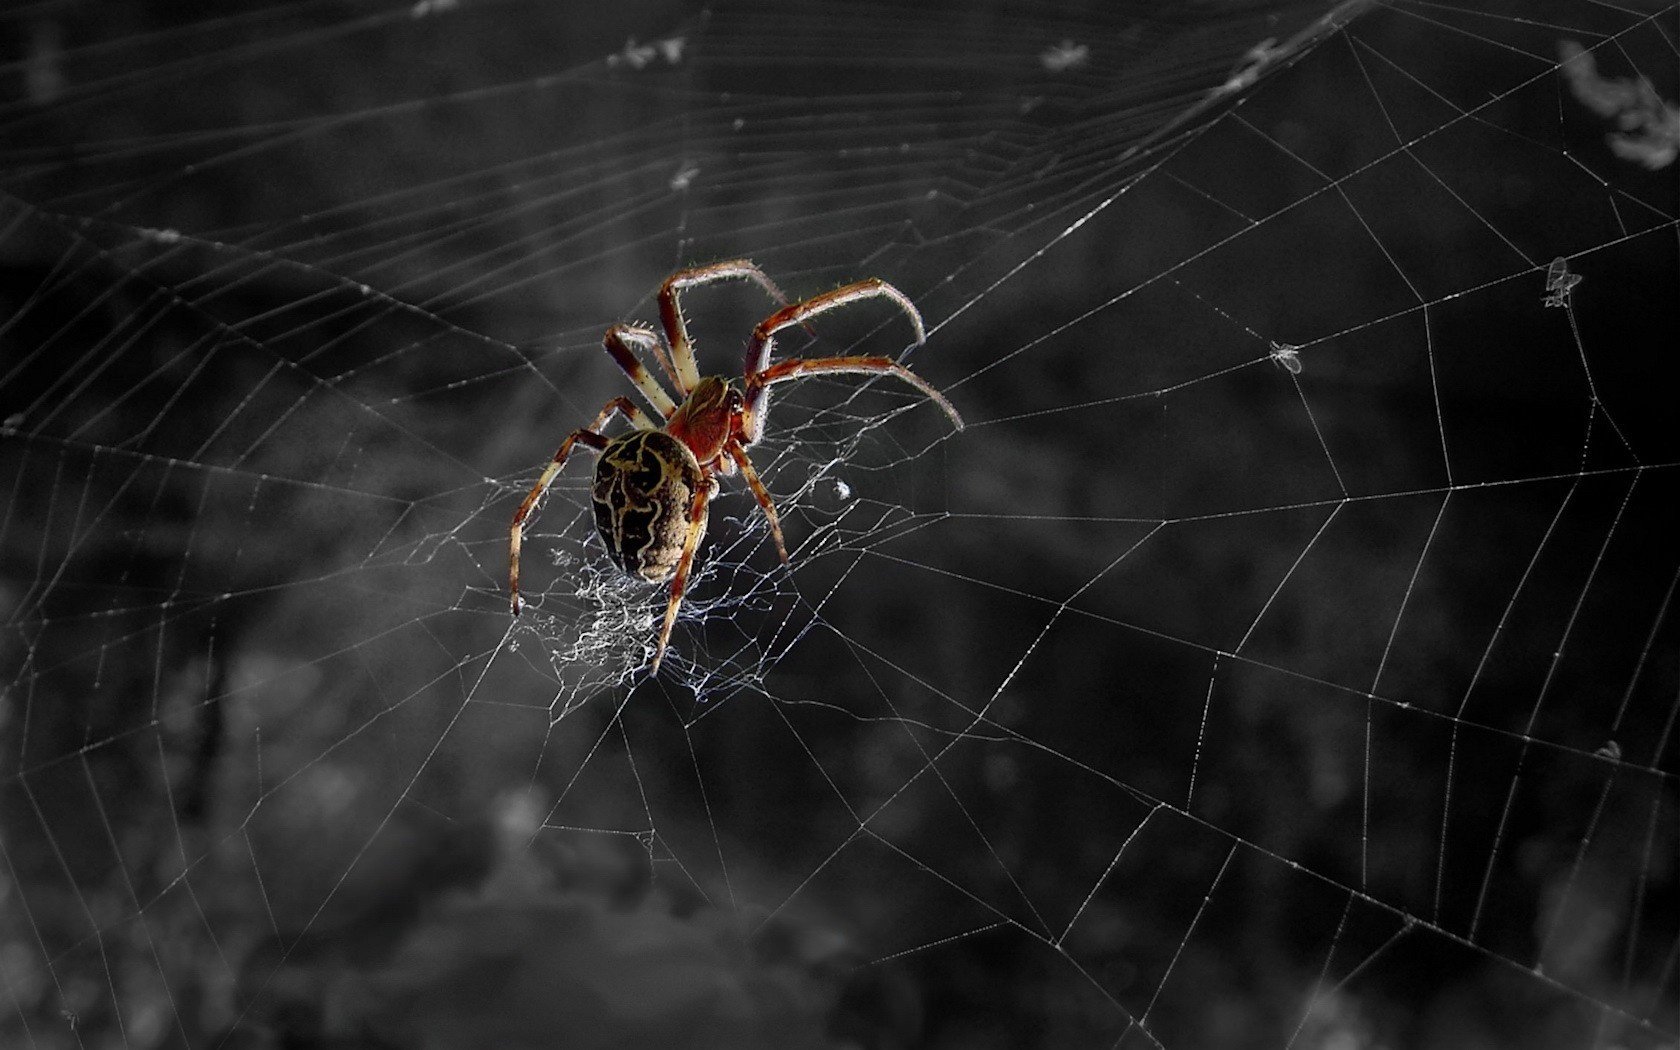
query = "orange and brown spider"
xmin=509 ymin=260 xmax=963 ymax=673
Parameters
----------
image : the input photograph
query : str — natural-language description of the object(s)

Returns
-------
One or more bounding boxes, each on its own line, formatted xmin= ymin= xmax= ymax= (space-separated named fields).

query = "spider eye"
xmin=726 ymin=389 xmax=745 ymax=412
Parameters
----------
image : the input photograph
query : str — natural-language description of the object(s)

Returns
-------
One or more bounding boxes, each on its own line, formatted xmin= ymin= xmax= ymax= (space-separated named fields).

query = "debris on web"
xmin=1221 ymin=37 xmax=1287 ymax=94
xmin=547 ymin=561 xmax=663 ymax=675
xmin=608 ymin=36 xmax=686 ymax=71
xmin=669 ymin=162 xmax=701 ymax=191
xmin=1040 ymin=40 xmax=1090 ymax=75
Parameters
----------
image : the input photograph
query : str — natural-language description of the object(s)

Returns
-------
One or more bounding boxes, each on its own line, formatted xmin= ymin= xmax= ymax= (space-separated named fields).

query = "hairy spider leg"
xmin=651 ymin=480 xmax=714 ymax=673
xmin=603 ymin=325 xmax=679 ymax=417
xmin=742 ymin=278 xmax=925 ymax=376
xmin=609 ymin=322 xmax=682 ymax=394
xmin=725 ymin=439 xmax=788 ymax=563
xmin=509 ymin=397 xmax=652 ymax=615
xmin=658 ymin=260 xmax=791 ymax=392
xmin=746 ymin=357 xmax=964 ymax=444
xmin=739 ymin=280 xmax=928 ymax=444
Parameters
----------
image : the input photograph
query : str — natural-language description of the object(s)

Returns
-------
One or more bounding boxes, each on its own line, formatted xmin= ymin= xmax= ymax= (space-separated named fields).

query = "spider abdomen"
xmin=591 ymin=430 xmax=705 ymax=582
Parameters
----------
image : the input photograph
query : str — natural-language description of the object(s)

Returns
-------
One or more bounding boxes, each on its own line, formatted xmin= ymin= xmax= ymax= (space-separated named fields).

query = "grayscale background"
xmin=1 ymin=2 xmax=1675 ymax=1047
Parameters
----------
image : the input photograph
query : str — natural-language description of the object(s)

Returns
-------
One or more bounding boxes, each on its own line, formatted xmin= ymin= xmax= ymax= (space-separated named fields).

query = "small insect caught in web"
xmin=1268 ymin=341 xmax=1303 ymax=375
xmin=1542 ymin=257 xmax=1582 ymax=308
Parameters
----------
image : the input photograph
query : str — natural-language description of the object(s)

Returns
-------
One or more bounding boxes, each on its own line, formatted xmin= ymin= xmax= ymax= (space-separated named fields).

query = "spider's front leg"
xmin=739 ymin=279 xmax=930 ymax=444
xmin=603 ymin=325 xmax=680 ymax=416
xmin=737 ymin=355 xmax=964 ymax=462
xmin=510 ymin=397 xmax=649 ymax=615
xmin=658 ymin=260 xmax=791 ymax=391
xmin=746 ymin=356 xmax=963 ymax=435
xmin=651 ymin=479 xmax=714 ymax=673
xmin=742 ymin=278 xmax=925 ymax=378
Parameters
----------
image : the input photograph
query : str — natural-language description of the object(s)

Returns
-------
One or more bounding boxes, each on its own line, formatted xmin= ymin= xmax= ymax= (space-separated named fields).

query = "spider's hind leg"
xmin=510 ymin=397 xmax=650 ymax=615
xmin=651 ymin=481 xmax=714 ymax=673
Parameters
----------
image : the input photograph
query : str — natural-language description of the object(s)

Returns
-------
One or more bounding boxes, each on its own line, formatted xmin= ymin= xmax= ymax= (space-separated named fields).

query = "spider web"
xmin=1 ymin=1 xmax=1677 ymax=1046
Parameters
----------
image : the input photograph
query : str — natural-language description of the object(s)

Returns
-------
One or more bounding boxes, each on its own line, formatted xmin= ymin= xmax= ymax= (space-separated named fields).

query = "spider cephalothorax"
xmin=510 ymin=260 xmax=963 ymax=673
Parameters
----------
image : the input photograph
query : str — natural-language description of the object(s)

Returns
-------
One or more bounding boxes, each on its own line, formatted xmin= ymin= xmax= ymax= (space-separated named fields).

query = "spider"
xmin=509 ymin=260 xmax=964 ymax=673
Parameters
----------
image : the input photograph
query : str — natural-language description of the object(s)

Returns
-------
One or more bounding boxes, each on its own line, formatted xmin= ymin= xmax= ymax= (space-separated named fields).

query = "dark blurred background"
xmin=1 ymin=1 xmax=1676 ymax=1048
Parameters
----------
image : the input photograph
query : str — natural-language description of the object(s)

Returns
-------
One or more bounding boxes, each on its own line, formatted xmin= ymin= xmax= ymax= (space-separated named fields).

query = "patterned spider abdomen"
xmin=591 ymin=430 xmax=705 ymax=582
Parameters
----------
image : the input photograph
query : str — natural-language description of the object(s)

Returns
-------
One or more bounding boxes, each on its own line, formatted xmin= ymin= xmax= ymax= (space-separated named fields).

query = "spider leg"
xmin=726 ymin=440 xmax=789 ymax=563
xmin=742 ymin=278 xmax=925 ymax=379
xmin=650 ymin=479 xmax=714 ymax=673
xmin=742 ymin=356 xmax=962 ymax=445
xmin=658 ymin=260 xmax=791 ymax=392
xmin=611 ymin=323 xmax=683 ymax=393
xmin=509 ymin=397 xmax=650 ymax=615
xmin=604 ymin=325 xmax=680 ymax=417
xmin=739 ymin=280 xmax=928 ymax=443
